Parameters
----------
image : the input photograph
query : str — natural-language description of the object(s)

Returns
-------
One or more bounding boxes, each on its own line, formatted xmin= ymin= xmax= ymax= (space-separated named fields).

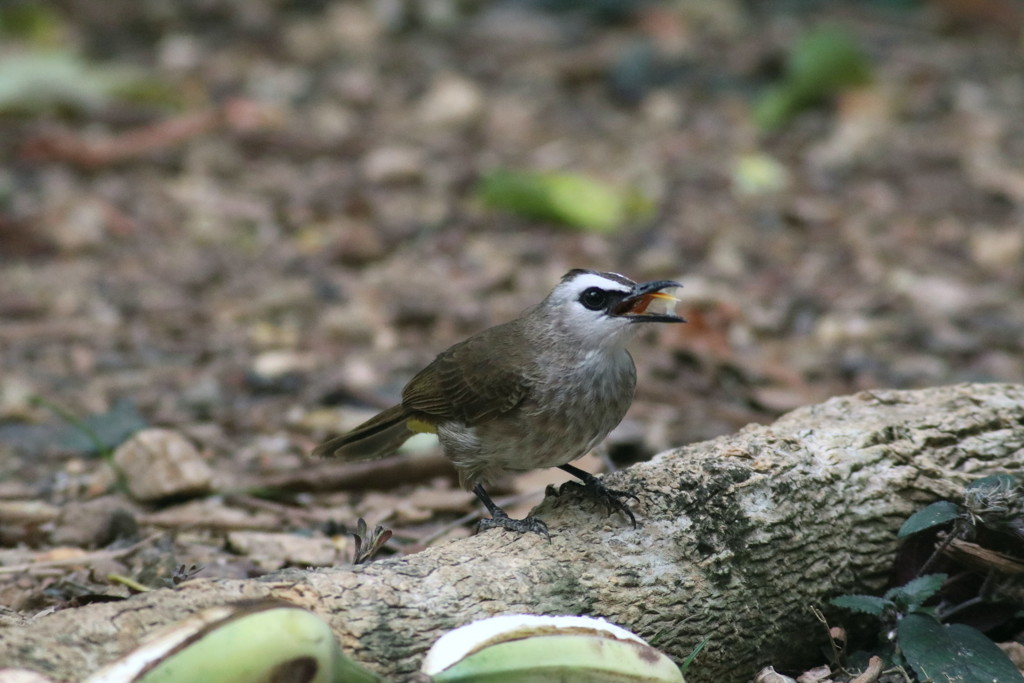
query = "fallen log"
xmin=2 ymin=383 xmax=1022 ymax=682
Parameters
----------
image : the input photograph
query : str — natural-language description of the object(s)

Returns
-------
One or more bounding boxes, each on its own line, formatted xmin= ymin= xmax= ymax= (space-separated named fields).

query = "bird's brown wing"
xmin=401 ymin=321 xmax=531 ymax=426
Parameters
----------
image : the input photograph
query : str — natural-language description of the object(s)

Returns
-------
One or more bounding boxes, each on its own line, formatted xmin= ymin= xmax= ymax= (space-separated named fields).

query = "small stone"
xmin=417 ymin=74 xmax=484 ymax=127
xmin=362 ymin=146 xmax=425 ymax=184
xmin=754 ymin=667 xmax=797 ymax=683
xmin=0 ymin=376 xmax=38 ymax=420
xmin=180 ymin=374 xmax=223 ymax=412
xmin=641 ymin=91 xmax=685 ymax=127
xmin=36 ymin=547 xmax=88 ymax=562
xmin=326 ymin=3 xmax=381 ymax=50
xmin=251 ymin=351 xmax=315 ymax=379
xmin=970 ymin=227 xmax=1023 ymax=271
xmin=247 ymin=351 xmax=313 ymax=394
xmin=113 ymin=429 xmax=213 ymax=502
xmin=226 ymin=531 xmax=341 ymax=570
xmin=50 ymin=495 xmax=138 ymax=548
xmin=999 ymin=641 xmax=1024 ymax=669
xmin=307 ymin=103 xmax=357 ymax=145
xmin=143 ymin=498 xmax=278 ymax=530
xmin=808 ymin=87 xmax=893 ymax=170
xmin=889 ymin=270 xmax=975 ymax=317
xmin=331 ymin=218 xmax=387 ymax=265
xmin=48 ymin=197 xmax=108 ymax=252
xmin=732 ymin=152 xmax=790 ymax=197
xmin=0 ymin=500 xmax=60 ymax=546
xmin=0 ymin=500 xmax=59 ymax=525
xmin=469 ymin=5 xmax=563 ymax=48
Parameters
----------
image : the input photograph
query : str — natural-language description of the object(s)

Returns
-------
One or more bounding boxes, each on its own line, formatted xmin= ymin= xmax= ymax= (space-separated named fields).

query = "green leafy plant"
xmin=831 ymin=573 xmax=947 ymax=620
xmin=901 ymin=474 xmax=1024 ymax=574
xmin=829 ymin=473 xmax=1024 ymax=683
xmin=897 ymin=613 xmax=1023 ymax=683
xmin=31 ymin=395 xmax=147 ymax=458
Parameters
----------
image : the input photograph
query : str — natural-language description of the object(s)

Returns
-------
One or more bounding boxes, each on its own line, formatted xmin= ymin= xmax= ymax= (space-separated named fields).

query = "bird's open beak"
xmin=612 ymin=280 xmax=686 ymax=323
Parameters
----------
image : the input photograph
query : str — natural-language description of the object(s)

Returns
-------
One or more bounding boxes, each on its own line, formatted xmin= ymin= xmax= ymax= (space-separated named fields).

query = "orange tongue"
xmin=631 ymin=295 xmax=653 ymax=314
xmin=631 ymin=290 xmax=678 ymax=315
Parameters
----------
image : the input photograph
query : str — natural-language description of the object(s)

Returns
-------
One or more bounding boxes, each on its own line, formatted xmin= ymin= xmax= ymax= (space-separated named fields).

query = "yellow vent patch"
xmin=407 ymin=417 xmax=437 ymax=434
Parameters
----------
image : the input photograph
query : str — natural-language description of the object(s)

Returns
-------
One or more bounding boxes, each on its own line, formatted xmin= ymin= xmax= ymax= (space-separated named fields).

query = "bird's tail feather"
xmin=313 ymin=405 xmax=415 ymax=461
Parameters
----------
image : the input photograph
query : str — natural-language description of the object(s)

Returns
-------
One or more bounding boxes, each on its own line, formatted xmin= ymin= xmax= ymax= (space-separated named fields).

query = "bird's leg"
xmin=557 ymin=464 xmax=639 ymax=528
xmin=473 ymin=484 xmax=550 ymax=540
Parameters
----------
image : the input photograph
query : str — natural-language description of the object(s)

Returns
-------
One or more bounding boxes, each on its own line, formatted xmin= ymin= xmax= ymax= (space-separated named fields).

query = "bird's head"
xmin=537 ymin=269 xmax=685 ymax=348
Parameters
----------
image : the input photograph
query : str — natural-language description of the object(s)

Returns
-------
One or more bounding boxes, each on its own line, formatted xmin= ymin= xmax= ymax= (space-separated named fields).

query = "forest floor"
xmin=1 ymin=1 xmax=1023 ymax=680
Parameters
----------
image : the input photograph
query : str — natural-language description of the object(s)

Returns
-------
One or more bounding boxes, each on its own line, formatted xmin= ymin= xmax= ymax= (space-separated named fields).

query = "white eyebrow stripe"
xmin=566 ymin=272 xmax=633 ymax=293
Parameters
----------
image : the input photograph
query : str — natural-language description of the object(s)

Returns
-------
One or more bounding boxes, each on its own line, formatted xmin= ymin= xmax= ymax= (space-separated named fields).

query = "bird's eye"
xmin=579 ymin=287 xmax=608 ymax=311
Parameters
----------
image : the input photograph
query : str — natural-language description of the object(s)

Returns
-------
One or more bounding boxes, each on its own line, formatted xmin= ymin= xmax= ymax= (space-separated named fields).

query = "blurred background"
xmin=0 ymin=0 xmax=1022 ymax=599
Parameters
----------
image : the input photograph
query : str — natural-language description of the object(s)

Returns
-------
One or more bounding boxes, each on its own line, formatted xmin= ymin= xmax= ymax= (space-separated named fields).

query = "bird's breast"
xmin=438 ymin=348 xmax=637 ymax=486
xmin=512 ymin=348 xmax=636 ymax=461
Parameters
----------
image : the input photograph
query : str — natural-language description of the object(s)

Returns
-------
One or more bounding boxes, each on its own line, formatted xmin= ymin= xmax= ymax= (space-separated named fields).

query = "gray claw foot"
xmin=477 ymin=511 xmax=551 ymax=540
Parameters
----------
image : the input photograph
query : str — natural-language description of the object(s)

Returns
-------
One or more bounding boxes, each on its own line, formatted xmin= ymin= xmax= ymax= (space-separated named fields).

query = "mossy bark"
xmin=2 ymin=384 xmax=1022 ymax=682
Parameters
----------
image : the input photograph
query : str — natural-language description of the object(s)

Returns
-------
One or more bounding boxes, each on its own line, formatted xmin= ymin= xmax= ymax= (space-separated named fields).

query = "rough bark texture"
xmin=2 ymin=383 xmax=1023 ymax=682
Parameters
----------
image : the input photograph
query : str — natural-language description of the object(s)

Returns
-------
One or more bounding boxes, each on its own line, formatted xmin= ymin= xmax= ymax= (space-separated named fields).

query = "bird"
xmin=313 ymin=269 xmax=685 ymax=537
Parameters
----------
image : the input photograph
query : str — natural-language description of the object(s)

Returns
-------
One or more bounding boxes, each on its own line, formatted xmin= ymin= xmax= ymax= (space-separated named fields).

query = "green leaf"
xmin=829 ymin=594 xmax=892 ymax=617
xmin=679 ymin=636 xmax=709 ymax=674
xmin=478 ymin=169 xmax=651 ymax=232
xmin=0 ymin=5 xmax=66 ymax=44
xmin=0 ymin=49 xmax=176 ymax=115
xmin=966 ymin=473 xmax=1019 ymax=492
xmin=753 ymin=86 xmax=805 ymax=135
xmin=753 ymin=25 xmax=872 ymax=131
xmin=897 ymin=613 xmax=1024 ymax=683
xmin=731 ymin=152 xmax=790 ymax=196
xmin=39 ymin=397 xmax=148 ymax=456
xmin=898 ymin=500 xmax=960 ymax=537
xmin=884 ymin=574 xmax=947 ymax=612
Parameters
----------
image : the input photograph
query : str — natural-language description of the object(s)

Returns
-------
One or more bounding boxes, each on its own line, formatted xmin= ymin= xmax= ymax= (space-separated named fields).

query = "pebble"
xmin=362 ymin=146 xmax=425 ymax=184
xmin=0 ymin=500 xmax=60 ymax=546
xmin=251 ymin=351 xmax=315 ymax=379
xmin=417 ymin=74 xmax=484 ymax=127
xmin=226 ymin=531 xmax=341 ymax=570
xmin=48 ymin=197 xmax=108 ymax=252
xmin=50 ymin=496 xmax=138 ymax=548
xmin=113 ymin=429 xmax=213 ymax=502
xmin=0 ymin=376 xmax=38 ymax=421
xmin=970 ymin=227 xmax=1023 ymax=271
